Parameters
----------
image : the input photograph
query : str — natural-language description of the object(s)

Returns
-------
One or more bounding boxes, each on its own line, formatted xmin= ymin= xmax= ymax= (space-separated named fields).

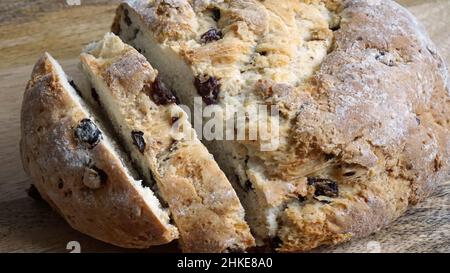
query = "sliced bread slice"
xmin=20 ymin=52 xmax=179 ymax=249
xmin=79 ymin=33 xmax=255 ymax=253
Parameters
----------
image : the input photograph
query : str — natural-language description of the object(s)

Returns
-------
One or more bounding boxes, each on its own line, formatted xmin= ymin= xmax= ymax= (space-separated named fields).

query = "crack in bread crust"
xmin=114 ymin=0 xmax=450 ymax=251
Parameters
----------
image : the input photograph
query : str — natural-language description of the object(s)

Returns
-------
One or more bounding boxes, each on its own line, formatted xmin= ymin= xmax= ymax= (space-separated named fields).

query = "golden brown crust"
xmin=278 ymin=0 xmax=450 ymax=251
xmin=20 ymin=53 xmax=178 ymax=249
xmin=80 ymin=33 xmax=255 ymax=252
xmin=114 ymin=0 xmax=450 ymax=252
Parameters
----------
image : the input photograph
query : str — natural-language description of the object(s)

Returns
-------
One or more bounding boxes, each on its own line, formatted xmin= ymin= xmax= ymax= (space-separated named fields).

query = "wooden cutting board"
xmin=0 ymin=0 xmax=448 ymax=253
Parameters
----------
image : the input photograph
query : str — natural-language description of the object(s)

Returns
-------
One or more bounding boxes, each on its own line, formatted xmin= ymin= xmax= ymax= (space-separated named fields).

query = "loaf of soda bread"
xmin=112 ymin=0 xmax=450 ymax=251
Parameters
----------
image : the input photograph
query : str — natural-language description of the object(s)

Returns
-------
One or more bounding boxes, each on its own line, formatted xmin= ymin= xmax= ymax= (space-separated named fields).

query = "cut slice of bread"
xmin=79 ymin=33 xmax=255 ymax=253
xmin=20 ymin=52 xmax=178 ymax=249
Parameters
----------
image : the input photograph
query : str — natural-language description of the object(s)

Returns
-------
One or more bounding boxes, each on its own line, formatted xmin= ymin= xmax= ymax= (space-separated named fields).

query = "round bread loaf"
xmin=113 ymin=0 xmax=450 ymax=251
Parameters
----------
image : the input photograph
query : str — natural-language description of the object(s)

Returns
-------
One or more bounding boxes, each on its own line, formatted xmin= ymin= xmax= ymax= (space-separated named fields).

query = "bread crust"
xmin=20 ymin=53 xmax=178 ymax=249
xmin=114 ymin=0 xmax=450 ymax=251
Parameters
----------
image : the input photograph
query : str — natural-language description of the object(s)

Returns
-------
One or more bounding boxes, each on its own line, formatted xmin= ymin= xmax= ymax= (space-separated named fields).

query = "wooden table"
xmin=0 ymin=0 xmax=448 ymax=253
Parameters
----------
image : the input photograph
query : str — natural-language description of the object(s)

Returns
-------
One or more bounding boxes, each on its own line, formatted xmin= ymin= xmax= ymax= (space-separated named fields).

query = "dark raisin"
xmin=307 ymin=177 xmax=339 ymax=198
xmin=194 ymin=75 xmax=221 ymax=105
xmin=200 ymin=28 xmax=223 ymax=44
xmin=131 ymin=131 xmax=146 ymax=153
xmin=26 ymin=184 xmax=43 ymax=201
xmin=356 ymin=36 xmax=363 ymax=41
xmin=91 ymin=88 xmax=101 ymax=105
xmin=416 ymin=117 xmax=421 ymax=125
xmin=91 ymin=166 xmax=108 ymax=185
xmin=75 ymin=119 xmax=102 ymax=148
xmin=69 ymin=80 xmax=82 ymax=97
xmin=307 ymin=177 xmax=318 ymax=185
xmin=330 ymin=24 xmax=341 ymax=31
xmin=124 ymin=9 xmax=132 ymax=26
xmin=211 ymin=8 xmax=221 ymax=21
xmin=148 ymin=76 xmax=179 ymax=105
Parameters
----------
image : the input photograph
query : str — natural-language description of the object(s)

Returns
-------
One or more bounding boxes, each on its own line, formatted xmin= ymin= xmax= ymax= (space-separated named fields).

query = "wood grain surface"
xmin=0 ymin=0 xmax=448 ymax=253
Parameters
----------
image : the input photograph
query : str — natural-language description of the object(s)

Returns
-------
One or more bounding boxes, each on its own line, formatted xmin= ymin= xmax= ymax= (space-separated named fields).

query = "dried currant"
xmin=200 ymin=28 xmax=223 ymax=44
xmin=131 ymin=131 xmax=146 ymax=153
xmin=211 ymin=8 xmax=221 ymax=22
xmin=307 ymin=177 xmax=339 ymax=198
xmin=330 ymin=24 xmax=341 ymax=31
xmin=148 ymin=76 xmax=178 ymax=105
xmin=75 ymin=119 xmax=102 ymax=148
xmin=194 ymin=75 xmax=221 ymax=105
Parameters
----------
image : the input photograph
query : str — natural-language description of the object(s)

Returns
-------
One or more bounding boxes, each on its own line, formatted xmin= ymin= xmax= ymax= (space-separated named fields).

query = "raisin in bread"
xmin=20 ymin=53 xmax=179 ymax=248
xmin=112 ymin=0 xmax=450 ymax=251
xmin=79 ymin=33 xmax=255 ymax=253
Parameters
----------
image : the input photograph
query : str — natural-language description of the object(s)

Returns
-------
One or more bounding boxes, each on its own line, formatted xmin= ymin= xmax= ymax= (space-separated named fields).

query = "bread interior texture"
xmin=114 ymin=3 xmax=342 ymax=244
xmin=48 ymin=54 xmax=173 ymax=227
xmin=80 ymin=33 xmax=260 ymax=252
